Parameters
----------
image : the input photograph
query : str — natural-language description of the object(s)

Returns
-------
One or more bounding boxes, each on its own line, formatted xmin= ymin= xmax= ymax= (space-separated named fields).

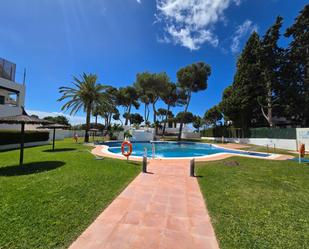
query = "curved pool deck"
xmin=91 ymin=142 xmax=294 ymax=162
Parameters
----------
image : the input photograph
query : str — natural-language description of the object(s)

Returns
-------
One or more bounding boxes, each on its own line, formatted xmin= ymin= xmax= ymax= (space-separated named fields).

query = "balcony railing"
xmin=0 ymin=58 xmax=16 ymax=82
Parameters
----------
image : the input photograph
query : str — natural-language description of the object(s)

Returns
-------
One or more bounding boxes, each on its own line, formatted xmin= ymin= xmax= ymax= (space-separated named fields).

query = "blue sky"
xmin=1 ymin=0 xmax=307 ymax=124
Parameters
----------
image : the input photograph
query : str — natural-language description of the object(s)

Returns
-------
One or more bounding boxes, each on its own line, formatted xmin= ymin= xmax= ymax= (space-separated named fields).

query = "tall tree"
xmin=219 ymin=32 xmax=265 ymax=128
xmin=176 ymin=111 xmax=194 ymax=134
xmin=192 ymin=115 xmax=203 ymax=132
xmin=204 ymin=105 xmax=223 ymax=127
xmin=97 ymin=87 xmax=120 ymax=135
xmin=258 ymin=16 xmax=284 ymax=127
xmin=58 ymin=73 xmax=107 ymax=142
xmin=177 ymin=62 xmax=211 ymax=140
xmin=160 ymin=82 xmax=184 ymax=137
xmin=129 ymin=113 xmax=144 ymax=125
xmin=118 ymin=86 xmax=140 ymax=125
xmin=284 ymin=4 xmax=309 ymax=126
xmin=43 ymin=115 xmax=70 ymax=126
xmin=135 ymin=72 xmax=170 ymax=125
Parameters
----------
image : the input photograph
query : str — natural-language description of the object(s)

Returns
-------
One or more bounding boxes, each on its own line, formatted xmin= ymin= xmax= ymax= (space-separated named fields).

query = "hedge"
xmin=201 ymin=127 xmax=296 ymax=139
xmin=0 ymin=130 xmax=50 ymax=145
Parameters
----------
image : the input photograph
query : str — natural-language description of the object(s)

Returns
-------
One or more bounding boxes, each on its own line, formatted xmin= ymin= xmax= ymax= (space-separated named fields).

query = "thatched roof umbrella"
xmin=89 ymin=128 xmax=99 ymax=142
xmin=0 ymin=110 xmax=52 ymax=166
xmin=38 ymin=123 xmax=70 ymax=151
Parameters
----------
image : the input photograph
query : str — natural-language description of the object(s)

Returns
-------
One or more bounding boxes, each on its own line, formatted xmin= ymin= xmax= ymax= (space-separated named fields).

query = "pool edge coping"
xmin=92 ymin=142 xmax=294 ymax=162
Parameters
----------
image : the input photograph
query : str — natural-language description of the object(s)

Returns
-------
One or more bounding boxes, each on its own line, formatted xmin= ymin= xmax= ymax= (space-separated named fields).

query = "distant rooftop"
xmin=0 ymin=58 xmax=16 ymax=82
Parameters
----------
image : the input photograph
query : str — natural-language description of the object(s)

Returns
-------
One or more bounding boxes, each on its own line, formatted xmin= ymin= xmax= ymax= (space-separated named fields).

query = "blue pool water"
xmin=103 ymin=141 xmax=270 ymax=158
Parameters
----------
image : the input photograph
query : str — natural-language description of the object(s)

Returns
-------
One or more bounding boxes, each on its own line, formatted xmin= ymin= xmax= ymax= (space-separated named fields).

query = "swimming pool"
xmin=102 ymin=141 xmax=270 ymax=158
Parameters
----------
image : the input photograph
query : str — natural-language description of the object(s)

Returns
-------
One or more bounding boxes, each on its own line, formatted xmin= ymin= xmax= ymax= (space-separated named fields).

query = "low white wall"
xmin=0 ymin=140 xmax=50 ymax=151
xmin=164 ymin=127 xmax=180 ymax=134
xmin=131 ymin=129 xmax=155 ymax=141
xmin=182 ymin=132 xmax=201 ymax=139
xmin=48 ymin=130 xmax=85 ymax=140
xmin=202 ymin=137 xmax=298 ymax=151
xmin=117 ymin=131 xmax=124 ymax=140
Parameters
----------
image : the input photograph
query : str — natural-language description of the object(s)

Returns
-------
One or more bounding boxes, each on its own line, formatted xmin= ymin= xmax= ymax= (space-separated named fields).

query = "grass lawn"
xmin=237 ymin=144 xmax=309 ymax=159
xmin=197 ymin=157 xmax=309 ymax=249
xmin=0 ymin=139 xmax=140 ymax=249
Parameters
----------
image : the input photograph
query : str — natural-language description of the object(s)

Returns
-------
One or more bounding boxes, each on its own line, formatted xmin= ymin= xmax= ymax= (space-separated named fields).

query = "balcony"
xmin=0 ymin=58 xmax=16 ymax=82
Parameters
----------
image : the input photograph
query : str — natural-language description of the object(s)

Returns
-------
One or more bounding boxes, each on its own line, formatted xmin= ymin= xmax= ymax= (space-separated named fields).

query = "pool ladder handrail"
xmin=144 ymin=147 xmax=147 ymax=158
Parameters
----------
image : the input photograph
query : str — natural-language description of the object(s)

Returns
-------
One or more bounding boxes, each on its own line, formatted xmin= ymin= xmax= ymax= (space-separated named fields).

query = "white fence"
xmin=48 ymin=130 xmax=85 ymax=140
xmin=202 ymin=137 xmax=304 ymax=152
xmin=182 ymin=132 xmax=201 ymax=139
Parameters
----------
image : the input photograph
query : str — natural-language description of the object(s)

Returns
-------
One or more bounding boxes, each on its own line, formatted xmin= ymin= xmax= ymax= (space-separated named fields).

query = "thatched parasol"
xmin=38 ymin=123 xmax=70 ymax=151
xmin=0 ymin=109 xmax=52 ymax=166
xmin=89 ymin=128 xmax=99 ymax=142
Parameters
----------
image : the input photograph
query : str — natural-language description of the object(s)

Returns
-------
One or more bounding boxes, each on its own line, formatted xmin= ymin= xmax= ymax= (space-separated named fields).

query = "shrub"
xmin=0 ymin=130 xmax=50 ymax=145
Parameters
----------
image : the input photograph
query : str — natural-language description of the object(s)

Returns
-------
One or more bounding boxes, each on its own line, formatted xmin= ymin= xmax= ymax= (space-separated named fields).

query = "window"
xmin=0 ymin=95 xmax=4 ymax=105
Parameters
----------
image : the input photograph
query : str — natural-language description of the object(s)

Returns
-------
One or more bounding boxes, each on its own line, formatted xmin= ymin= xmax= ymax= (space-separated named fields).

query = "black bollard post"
xmin=142 ymin=155 xmax=147 ymax=173
xmin=190 ymin=158 xmax=195 ymax=177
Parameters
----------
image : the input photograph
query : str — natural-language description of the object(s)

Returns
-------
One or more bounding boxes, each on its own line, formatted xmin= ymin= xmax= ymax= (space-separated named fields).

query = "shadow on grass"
xmin=42 ymin=148 xmax=76 ymax=153
xmin=0 ymin=161 xmax=65 ymax=177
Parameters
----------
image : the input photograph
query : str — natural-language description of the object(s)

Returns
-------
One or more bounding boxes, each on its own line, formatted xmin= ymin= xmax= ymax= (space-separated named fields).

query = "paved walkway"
xmin=69 ymin=160 xmax=219 ymax=249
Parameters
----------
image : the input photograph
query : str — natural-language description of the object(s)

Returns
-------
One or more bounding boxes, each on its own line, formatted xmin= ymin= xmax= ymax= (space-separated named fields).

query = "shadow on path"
xmin=0 ymin=161 xmax=65 ymax=176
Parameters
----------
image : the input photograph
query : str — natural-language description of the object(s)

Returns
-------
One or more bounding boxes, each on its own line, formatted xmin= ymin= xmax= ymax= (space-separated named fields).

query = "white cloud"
xmin=234 ymin=0 xmax=242 ymax=6
xmin=27 ymin=109 xmax=94 ymax=125
xmin=230 ymin=19 xmax=258 ymax=54
xmin=156 ymin=0 xmax=242 ymax=50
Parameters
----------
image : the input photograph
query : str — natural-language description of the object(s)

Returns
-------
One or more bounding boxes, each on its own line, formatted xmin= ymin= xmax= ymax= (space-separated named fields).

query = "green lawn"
xmin=197 ymin=157 xmax=309 ymax=249
xmin=0 ymin=139 xmax=140 ymax=249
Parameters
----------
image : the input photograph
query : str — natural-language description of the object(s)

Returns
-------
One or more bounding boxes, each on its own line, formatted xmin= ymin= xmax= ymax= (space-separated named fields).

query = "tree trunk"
xmin=153 ymin=102 xmax=159 ymax=135
xmin=103 ymin=116 xmax=109 ymax=136
xmin=177 ymin=91 xmax=191 ymax=141
xmin=125 ymin=105 xmax=131 ymax=126
xmin=162 ymin=104 xmax=170 ymax=138
xmin=85 ymin=105 xmax=91 ymax=142
xmin=95 ymin=115 xmax=98 ymax=126
xmin=260 ymin=79 xmax=273 ymax=127
xmin=146 ymin=104 xmax=150 ymax=123
xmin=152 ymin=103 xmax=157 ymax=124
xmin=267 ymin=80 xmax=273 ymax=127
xmin=144 ymin=103 xmax=147 ymax=124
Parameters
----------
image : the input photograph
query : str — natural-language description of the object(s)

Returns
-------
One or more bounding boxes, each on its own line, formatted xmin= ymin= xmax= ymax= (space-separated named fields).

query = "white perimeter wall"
xmin=203 ymin=128 xmax=309 ymax=152
xmin=131 ymin=129 xmax=155 ymax=141
xmin=182 ymin=132 xmax=201 ymax=139
xmin=49 ymin=130 xmax=85 ymax=140
xmin=202 ymin=137 xmax=299 ymax=151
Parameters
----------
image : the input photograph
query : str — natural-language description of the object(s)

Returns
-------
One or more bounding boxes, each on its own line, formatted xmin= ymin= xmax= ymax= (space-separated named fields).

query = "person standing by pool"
xmin=73 ymin=133 xmax=78 ymax=143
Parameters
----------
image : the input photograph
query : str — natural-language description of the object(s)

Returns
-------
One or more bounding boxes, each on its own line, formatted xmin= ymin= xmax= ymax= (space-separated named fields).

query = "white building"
xmin=0 ymin=58 xmax=27 ymax=130
xmin=0 ymin=58 xmax=26 ymax=117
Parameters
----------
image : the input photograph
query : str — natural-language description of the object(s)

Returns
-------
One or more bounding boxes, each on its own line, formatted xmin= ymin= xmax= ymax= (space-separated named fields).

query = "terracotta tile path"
xmin=69 ymin=160 xmax=219 ymax=249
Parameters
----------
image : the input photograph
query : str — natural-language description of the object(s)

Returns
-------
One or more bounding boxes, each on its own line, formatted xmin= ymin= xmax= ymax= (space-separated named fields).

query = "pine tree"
xmin=284 ymin=4 xmax=309 ymax=126
xmin=258 ymin=16 xmax=284 ymax=127
xmin=220 ymin=32 xmax=265 ymax=128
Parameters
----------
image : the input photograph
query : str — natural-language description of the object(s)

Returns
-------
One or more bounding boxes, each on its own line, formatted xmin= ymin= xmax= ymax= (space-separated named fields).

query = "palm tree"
xmin=118 ymin=86 xmax=140 ymax=125
xmin=58 ymin=73 xmax=107 ymax=142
